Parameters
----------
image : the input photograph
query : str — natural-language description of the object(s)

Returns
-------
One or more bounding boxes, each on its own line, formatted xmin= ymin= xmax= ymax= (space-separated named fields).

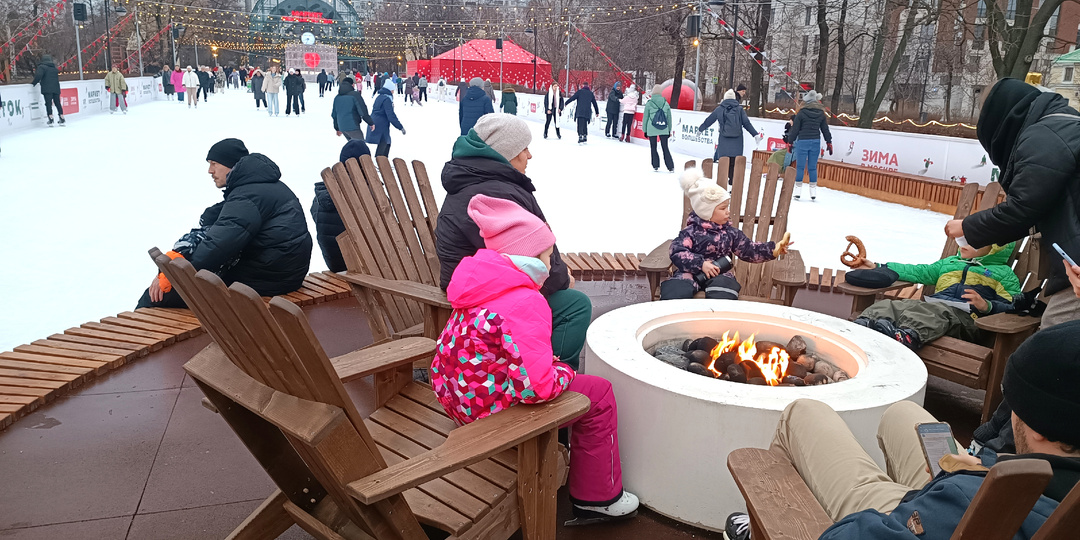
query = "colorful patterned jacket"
xmin=669 ymin=213 xmax=776 ymax=283
xmin=431 ymin=249 xmax=575 ymax=426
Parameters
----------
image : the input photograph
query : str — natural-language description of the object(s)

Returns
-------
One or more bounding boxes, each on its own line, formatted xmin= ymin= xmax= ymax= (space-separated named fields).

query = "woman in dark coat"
xmin=698 ymin=88 xmax=761 ymax=185
xmin=459 ymin=78 xmax=494 ymax=135
xmin=788 ymin=90 xmax=832 ymax=200
xmin=564 ymin=82 xmax=600 ymax=144
xmin=605 ymin=82 xmax=624 ymax=138
xmin=366 ymin=79 xmax=406 ymax=157
xmin=31 ymin=54 xmax=63 ymax=124
xmin=250 ymin=69 xmax=266 ymax=110
xmin=161 ymin=65 xmax=175 ymax=97
xmin=332 ymin=78 xmax=373 ymax=141
xmin=946 ymin=78 xmax=1080 ymax=328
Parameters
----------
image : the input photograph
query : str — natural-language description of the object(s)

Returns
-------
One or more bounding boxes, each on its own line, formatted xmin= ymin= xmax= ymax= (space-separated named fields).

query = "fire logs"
xmin=650 ymin=333 xmax=849 ymax=386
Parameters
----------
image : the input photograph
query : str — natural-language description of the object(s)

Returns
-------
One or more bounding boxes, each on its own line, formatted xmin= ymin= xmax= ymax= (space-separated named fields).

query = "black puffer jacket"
xmin=436 ymin=156 xmax=570 ymax=296
xmin=565 ymin=86 xmax=600 ymax=120
xmin=310 ymin=182 xmax=347 ymax=272
xmin=31 ymin=58 xmax=60 ymax=94
xmin=964 ymin=86 xmax=1080 ymax=297
xmin=284 ymin=73 xmax=306 ymax=94
xmin=606 ymin=87 xmax=623 ymax=115
xmin=187 ymin=153 xmax=312 ymax=295
xmin=790 ymin=102 xmax=832 ymax=143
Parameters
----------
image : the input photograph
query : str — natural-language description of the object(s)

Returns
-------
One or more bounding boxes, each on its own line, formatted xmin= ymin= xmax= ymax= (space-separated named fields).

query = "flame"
xmin=706 ymin=331 xmax=791 ymax=385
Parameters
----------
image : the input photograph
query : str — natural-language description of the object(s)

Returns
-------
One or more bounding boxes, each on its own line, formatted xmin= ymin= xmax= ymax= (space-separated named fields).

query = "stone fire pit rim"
xmin=585 ymin=299 xmax=928 ymax=414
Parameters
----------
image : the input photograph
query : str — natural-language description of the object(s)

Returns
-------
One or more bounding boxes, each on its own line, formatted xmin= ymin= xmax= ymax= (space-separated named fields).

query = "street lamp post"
xmin=73 ymin=6 xmax=84 ymax=79
xmin=729 ymin=0 xmax=738 ymax=89
xmin=104 ymin=0 xmax=113 ymax=70
xmin=524 ymin=25 xmax=536 ymax=91
xmin=564 ymin=17 xmax=571 ymax=89
xmin=134 ymin=1 xmax=143 ymax=75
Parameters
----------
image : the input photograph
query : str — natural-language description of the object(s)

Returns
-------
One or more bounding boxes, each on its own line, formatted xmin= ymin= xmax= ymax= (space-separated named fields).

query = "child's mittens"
xmin=772 ymin=232 xmax=792 ymax=257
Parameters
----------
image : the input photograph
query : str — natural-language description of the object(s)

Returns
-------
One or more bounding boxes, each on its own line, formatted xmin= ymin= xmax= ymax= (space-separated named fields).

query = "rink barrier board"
xmin=749 ymin=151 xmax=1005 ymax=216
xmin=0 ymin=271 xmax=352 ymax=431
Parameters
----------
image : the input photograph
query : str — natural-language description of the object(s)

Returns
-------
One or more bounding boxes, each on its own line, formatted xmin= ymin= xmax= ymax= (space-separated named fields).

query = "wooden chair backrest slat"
xmin=412 ymin=160 xmax=441 ymax=237
xmin=377 ymin=157 xmax=434 ymax=287
xmin=748 ymin=161 xmax=782 ymax=299
xmin=950 ymin=458 xmax=1052 ymax=540
xmin=156 ymin=249 xmax=425 ymax=539
xmin=1031 ymin=478 xmax=1080 ymax=540
xmin=391 ymin=158 xmax=439 ymax=285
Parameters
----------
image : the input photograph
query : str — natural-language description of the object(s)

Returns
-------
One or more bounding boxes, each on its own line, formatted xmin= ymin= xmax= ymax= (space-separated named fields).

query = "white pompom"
xmin=680 ymin=168 xmax=704 ymax=191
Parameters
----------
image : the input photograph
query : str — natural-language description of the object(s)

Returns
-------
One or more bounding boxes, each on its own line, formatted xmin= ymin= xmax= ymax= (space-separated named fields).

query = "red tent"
xmin=430 ymin=39 xmax=553 ymax=90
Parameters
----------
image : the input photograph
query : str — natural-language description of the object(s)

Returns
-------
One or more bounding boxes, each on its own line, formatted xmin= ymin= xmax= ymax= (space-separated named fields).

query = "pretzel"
xmin=840 ymin=235 xmax=867 ymax=268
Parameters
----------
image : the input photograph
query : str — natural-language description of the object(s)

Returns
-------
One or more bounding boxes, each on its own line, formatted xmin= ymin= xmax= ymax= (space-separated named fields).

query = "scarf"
xmin=547 ymin=86 xmax=560 ymax=104
xmin=978 ymin=79 xmax=1073 ymax=188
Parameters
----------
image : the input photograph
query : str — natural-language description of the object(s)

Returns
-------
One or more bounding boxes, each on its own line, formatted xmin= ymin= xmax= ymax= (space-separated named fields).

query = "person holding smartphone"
xmin=722 ymin=321 xmax=1080 ymax=540
xmin=944 ymin=78 xmax=1080 ymax=328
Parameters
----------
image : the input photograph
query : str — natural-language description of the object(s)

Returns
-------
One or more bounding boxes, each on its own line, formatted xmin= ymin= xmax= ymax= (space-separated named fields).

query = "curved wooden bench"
xmin=0 ymin=272 xmax=353 ymax=431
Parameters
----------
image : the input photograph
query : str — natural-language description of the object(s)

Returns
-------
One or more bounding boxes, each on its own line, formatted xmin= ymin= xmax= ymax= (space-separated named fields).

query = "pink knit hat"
xmin=466 ymin=194 xmax=556 ymax=257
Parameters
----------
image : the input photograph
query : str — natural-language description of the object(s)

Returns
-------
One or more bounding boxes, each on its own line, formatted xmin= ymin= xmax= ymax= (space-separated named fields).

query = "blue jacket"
xmin=820 ymin=454 xmax=1080 ymax=540
xmin=565 ymin=87 xmax=600 ymax=120
xmin=698 ymin=98 xmax=758 ymax=159
xmin=331 ymin=93 xmax=366 ymax=132
xmin=459 ymin=86 xmax=494 ymax=135
xmin=366 ymin=88 xmax=404 ymax=144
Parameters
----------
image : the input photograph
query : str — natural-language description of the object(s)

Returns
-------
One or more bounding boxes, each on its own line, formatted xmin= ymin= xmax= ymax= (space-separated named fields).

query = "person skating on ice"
xmin=544 ymin=82 xmax=564 ymax=139
xmin=605 ymin=81 xmax=623 ymax=139
xmin=619 ymin=84 xmax=639 ymax=142
xmin=104 ymin=66 xmax=129 ymax=114
xmin=31 ymin=54 xmax=64 ymax=126
xmin=697 ymin=88 xmax=762 ymax=186
xmin=565 ymin=81 xmax=599 ymax=144
xmin=789 ymin=90 xmax=833 ymax=201
xmin=642 ymin=85 xmax=674 ymax=172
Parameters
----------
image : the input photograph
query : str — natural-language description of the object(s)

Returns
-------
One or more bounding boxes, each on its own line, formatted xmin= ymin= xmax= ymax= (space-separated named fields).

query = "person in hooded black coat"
xmin=284 ymin=69 xmax=306 ymax=115
xmin=604 ymin=82 xmax=624 ymax=138
xmin=458 ymin=79 xmax=494 ymax=135
xmin=564 ymin=82 xmax=600 ymax=143
xmin=317 ymin=69 xmax=328 ymax=97
xmin=31 ymin=54 xmax=64 ymax=124
xmin=946 ymin=78 xmax=1080 ymax=328
xmin=311 ymin=140 xmax=370 ymax=272
xmin=137 ymin=139 xmax=312 ymax=308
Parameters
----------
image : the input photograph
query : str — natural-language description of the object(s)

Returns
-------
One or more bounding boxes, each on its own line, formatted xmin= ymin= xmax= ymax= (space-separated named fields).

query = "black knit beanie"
xmin=206 ymin=138 xmax=249 ymax=168
xmin=1002 ymin=320 xmax=1080 ymax=448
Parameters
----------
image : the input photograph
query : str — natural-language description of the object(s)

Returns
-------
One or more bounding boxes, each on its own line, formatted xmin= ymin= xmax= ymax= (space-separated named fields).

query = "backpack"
xmin=720 ymin=105 xmax=743 ymax=138
xmin=651 ymin=105 xmax=668 ymax=131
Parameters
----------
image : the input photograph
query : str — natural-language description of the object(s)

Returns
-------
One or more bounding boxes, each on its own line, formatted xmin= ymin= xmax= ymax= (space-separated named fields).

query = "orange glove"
xmin=156 ymin=250 xmax=185 ymax=293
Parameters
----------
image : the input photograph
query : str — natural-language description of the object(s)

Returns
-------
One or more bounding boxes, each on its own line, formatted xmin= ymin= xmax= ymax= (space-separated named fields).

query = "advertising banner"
xmin=1 ymin=76 xmax=166 ymax=133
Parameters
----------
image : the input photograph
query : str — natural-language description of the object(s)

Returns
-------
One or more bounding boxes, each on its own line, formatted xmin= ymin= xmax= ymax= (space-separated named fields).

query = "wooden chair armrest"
xmin=330 ymin=337 xmax=436 ymax=383
xmin=772 ymin=249 xmax=807 ymax=287
xmin=974 ymin=312 xmax=1042 ymax=334
xmin=835 ymin=280 xmax=915 ymax=297
xmin=639 ymin=240 xmax=674 ymax=272
xmin=347 ymin=392 xmax=591 ymax=504
xmin=338 ymin=271 xmax=452 ymax=310
xmin=727 ymin=448 xmax=833 ymax=540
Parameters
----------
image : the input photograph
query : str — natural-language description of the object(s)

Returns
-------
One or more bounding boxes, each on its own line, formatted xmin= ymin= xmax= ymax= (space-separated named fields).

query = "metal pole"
xmin=135 ymin=2 xmax=143 ymax=75
xmin=532 ymin=24 xmax=537 ymax=91
xmin=194 ymin=37 xmax=198 ymax=67
xmin=105 ymin=0 xmax=112 ymax=71
xmin=170 ymin=19 xmax=176 ymax=67
xmin=729 ymin=0 xmax=737 ymax=89
xmin=694 ymin=0 xmax=701 ymax=110
xmin=500 ymin=44 xmax=503 ymax=91
xmin=564 ymin=17 xmax=570 ymax=89
xmin=74 ymin=7 xmax=84 ymax=80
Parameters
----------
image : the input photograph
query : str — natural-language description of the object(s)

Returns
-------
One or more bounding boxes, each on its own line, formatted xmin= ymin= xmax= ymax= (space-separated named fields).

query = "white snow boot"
xmin=794 ymin=182 xmax=804 ymax=200
xmin=566 ymin=490 xmax=639 ymax=526
xmin=810 ymin=183 xmax=818 ymax=201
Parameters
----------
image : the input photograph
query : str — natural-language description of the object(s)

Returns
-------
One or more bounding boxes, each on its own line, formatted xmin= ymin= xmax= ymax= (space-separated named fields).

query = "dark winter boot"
xmin=853 ymin=316 xmax=873 ymax=328
xmin=47 ymin=116 xmax=55 ymax=126
xmin=58 ymin=116 xmax=65 ymax=125
xmin=871 ymin=318 xmax=899 ymax=338
xmin=895 ymin=327 xmax=922 ymax=351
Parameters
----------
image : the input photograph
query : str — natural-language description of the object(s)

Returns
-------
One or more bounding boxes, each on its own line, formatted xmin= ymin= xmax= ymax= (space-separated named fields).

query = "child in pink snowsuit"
xmin=431 ymin=194 xmax=639 ymax=522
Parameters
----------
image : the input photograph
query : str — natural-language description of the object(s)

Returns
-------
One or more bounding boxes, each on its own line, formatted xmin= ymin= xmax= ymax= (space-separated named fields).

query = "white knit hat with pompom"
xmin=680 ymin=168 xmax=730 ymax=221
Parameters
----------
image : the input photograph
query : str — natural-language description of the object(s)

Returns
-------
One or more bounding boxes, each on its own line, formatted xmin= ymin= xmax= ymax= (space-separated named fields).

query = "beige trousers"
xmin=1042 ymin=289 xmax=1080 ymax=328
xmin=770 ymin=399 xmax=952 ymax=522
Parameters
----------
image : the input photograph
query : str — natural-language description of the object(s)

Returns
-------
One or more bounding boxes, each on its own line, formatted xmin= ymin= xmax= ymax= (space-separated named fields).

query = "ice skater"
xmin=366 ymin=79 xmax=406 ymax=157
xmin=789 ymin=90 xmax=833 ymax=201
xmin=544 ymin=82 xmax=564 ymax=139
xmin=642 ymin=85 xmax=674 ymax=172
xmin=250 ymin=69 xmax=266 ymax=110
xmin=565 ymin=82 xmax=599 ymax=144
xmin=31 ymin=54 xmax=64 ymax=126
xmin=104 ymin=66 xmax=128 ymax=114
xmin=605 ymin=82 xmax=623 ymax=138
xmin=697 ymin=89 xmax=763 ymax=185
xmin=183 ymin=66 xmax=200 ymax=108
xmin=262 ymin=65 xmax=282 ymax=116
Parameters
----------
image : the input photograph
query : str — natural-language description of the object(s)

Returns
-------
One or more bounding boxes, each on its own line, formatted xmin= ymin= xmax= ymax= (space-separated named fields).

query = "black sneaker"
xmin=47 ymin=117 xmax=55 ymax=126
xmin=871 ymin=318 xmax=898 ymax=338
xmin=895 ymin=327 xmax=922 ymax=350
xmin=725 ymin=512 xmax=750 ymax=540
xmin=853 ymin=316 xmax=873 ymax=328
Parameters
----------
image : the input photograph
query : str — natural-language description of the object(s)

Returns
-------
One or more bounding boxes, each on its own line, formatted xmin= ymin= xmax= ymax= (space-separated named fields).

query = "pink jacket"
xmin=620 ymin=89 xmax=639 ymax=114
xmin=431 ymin=249 xmax=575 ymax=426
xmin=171 ymin=70 xmax=185 ymax=91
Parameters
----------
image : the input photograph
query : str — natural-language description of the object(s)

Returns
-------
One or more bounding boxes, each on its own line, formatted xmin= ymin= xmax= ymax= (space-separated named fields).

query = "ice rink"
xmin=0 ymin=85 xmax=951 ymax=351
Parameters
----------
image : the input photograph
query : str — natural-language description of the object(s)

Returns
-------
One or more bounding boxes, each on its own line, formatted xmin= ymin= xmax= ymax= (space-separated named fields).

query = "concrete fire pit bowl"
xmin=585 ymin=299 xmax=928 ymax=532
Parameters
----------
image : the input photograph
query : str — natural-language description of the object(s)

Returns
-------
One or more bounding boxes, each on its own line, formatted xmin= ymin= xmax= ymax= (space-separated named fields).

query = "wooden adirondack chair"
xmin=639 ymin=156 xmax=806 ymax=305
xmin=836 ymin=181 xmax=1046 ymax=422
xmin=151 ymin=248 xmax=591 ymax=540
xmin=321 ymin=155 xmax=451 ymax=342
xmin=728 ymin=447 xmax=1079 ymax=540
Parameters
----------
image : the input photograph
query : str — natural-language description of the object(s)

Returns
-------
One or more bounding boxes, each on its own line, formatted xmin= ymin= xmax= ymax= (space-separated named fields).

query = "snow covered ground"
xmin=0 ymin=87 xmax=951 ymax=352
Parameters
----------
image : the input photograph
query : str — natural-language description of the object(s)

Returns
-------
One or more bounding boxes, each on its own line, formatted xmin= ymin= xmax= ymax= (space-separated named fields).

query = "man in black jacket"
xmin=605 ymin=82 xmax=623 ymax=138
xmin=31 ymin=54 xmax=64 ymax=126
xmin=946 ymin=78 xmax=1080 ymax=327
xmin=436 ymin=114 xmax=591 ymax=370
xmin=284 ymin=69 xmax=306 ymax=116
xmin=138 ymin=139 xmax=312 ymax=308
xmin=196 ymin=67 xmax=211 ymax=102
xmin=565 ymin=82 xmax=600 ymax=144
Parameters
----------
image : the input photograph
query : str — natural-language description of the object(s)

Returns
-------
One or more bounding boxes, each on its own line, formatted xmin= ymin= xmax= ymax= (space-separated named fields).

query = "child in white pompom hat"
xmin=660 ymin=167 xmax=793 ymax=300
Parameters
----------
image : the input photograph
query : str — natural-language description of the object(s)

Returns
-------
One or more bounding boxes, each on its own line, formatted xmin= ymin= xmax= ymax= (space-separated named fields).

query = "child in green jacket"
xmin=848 ymin=243 xmax=1024 ymax=350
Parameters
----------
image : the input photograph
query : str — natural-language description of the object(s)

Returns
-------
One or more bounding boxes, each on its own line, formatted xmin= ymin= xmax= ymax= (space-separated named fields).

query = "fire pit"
xmin=651 ymin=332 xmax=849 ymax=385
xmin=585 ymin=299 xmax=927 ymax=532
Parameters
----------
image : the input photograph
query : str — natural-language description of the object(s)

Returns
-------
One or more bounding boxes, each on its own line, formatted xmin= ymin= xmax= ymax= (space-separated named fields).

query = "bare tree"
xmin=857 ymin=0 xmax=930 ymax=128
xmin=985 ymin=0 xmax=1065 ymax=79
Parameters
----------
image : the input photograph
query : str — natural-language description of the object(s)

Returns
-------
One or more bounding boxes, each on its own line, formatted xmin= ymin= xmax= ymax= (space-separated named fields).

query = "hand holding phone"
xmin=916 ymin=422 xmax=959 ymax=478
xmin=1053 ymin=243 xmax=1078 ymax=267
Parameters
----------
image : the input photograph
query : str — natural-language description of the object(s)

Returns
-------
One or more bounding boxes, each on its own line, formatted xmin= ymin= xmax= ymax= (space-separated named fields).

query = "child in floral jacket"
xmin=432 ymin=194 xmax=639 ymax=523
xmin=660 ymin=168 xmax=792 ymax=300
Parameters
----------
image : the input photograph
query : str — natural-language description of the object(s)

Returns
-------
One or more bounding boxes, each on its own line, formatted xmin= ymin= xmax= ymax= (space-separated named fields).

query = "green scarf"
xmin=451 ymin=129 xmax=509 ymax=165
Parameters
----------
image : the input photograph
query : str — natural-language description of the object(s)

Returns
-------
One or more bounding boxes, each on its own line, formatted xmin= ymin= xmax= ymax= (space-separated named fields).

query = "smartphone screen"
xmin=916 ymin=422 xmax=958 ymax=477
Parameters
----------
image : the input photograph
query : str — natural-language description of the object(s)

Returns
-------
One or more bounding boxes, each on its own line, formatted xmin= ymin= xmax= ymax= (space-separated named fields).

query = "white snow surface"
xmin=0 ymin=88 xmax=951 ymax=352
